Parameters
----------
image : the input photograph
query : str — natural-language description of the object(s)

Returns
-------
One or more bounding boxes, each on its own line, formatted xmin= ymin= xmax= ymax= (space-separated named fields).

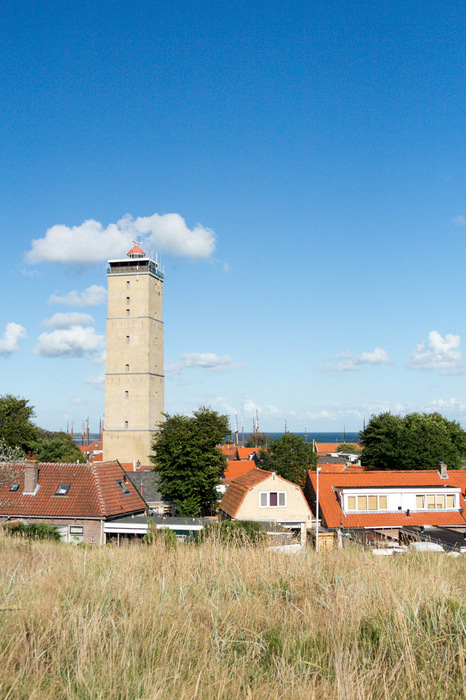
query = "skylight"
xmin=55 ymin=483 xmax=71 ymax=496
xmin=117 ymin=480 xmax=130 ymax=494
xmin=9 ymin=484 xmax=19 ymax=492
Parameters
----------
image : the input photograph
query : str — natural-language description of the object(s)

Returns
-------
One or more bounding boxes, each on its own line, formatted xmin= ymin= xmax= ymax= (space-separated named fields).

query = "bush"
xmin=4 ymin=522 xmax=61 ymax=541
xmin=143 ymin=520 xmax=178 ymax=547
xmin=200 ymin=519 xmax=267 ymax=545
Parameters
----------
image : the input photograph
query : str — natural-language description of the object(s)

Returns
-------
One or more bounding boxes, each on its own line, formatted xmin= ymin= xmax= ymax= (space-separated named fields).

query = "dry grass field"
xmin=0 ymin=533 xmax=465 ymax=699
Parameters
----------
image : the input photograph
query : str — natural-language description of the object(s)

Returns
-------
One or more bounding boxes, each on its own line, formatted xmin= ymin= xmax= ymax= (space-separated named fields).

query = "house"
xmin=126 ymin=470 xmax=175 ymax=515
xmin=0 ymin=460 xmax=147 ymax=544
xmin=305 ymin=467 xmax=466 ymax=539
xmin=218 ymin=468 xmax=313 ymax=534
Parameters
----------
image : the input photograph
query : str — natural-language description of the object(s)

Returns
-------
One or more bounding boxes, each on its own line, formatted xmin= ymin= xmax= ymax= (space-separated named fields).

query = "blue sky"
xmin=2 ymin=0 xmax=466 ymax=434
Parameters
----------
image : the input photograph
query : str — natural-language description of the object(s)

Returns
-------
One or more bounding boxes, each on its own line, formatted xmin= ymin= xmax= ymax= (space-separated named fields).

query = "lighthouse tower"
xmin=102 ymin=244 xmax=164 ymax=466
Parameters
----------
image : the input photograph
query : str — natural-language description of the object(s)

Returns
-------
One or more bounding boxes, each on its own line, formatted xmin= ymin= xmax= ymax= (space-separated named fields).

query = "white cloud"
xmin=322 ymin=347 xmax=391 ymax=372
xmin=49 ymin=285 xmax=107 ymax=307
xmin=33 ymin=326 xmax=105 ymax=359
xmin=0 ymin=322 xmax=27 ymax=356
xmin=166 ymin=352 xmax=244 ymax=376
xmin=86 ymin=373 xmax=105 ymax=386
xmin=43 ymin=313 xmax=95 ymax=328
xmin=409 ymin=330 xmax=465 ymax=374
xmin=26 ymin=213 xmax=216 ymax=265
xmin=452 ymin=215 xmax=466 ymax=227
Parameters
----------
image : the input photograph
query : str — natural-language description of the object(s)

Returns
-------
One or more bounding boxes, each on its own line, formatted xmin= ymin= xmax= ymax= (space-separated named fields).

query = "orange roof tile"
xmin=0 ymin=461 xmax=146 ymax=519
xmin=223 ymin=460 xmax=256 ymax=482
xmin=315 ymin=442 xmax=361 ymax=455
xmin=236 ymin=447 xmax=260 ymax=460
xmin=307 ymin=470 xmax=466 ymax=529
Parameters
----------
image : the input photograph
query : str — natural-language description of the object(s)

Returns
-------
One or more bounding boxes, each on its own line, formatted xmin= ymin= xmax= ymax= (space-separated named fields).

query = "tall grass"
xmin=0 ymin=533 xmax=465 ymax=699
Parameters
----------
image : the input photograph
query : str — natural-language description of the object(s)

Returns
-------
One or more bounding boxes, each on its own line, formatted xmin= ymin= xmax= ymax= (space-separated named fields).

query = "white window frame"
xmin=259 ymin=491 xmax=287 ymax=508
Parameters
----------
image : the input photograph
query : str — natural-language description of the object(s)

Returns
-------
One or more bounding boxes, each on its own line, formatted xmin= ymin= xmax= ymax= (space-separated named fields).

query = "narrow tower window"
xmin=125 ymin=391 xmax=129 ymax=398
xmin=125 ymin=364 xmax=129 ymax=372
xmin=126 ymin=336 xmax=130 ymax=344
xmin=125 ymin=421 xmax=129 ymax=429
xmin=126 ymin=309 xmax=130 ymax=316
xmin=126 ymin=297 xmax=130 ymax=305
xmin=126 ymin=281 xmax=130 ymax=289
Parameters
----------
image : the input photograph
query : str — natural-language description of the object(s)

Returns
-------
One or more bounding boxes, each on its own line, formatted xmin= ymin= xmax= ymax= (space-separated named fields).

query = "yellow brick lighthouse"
xmin=102 ymin=243 xmax=164 ymax=467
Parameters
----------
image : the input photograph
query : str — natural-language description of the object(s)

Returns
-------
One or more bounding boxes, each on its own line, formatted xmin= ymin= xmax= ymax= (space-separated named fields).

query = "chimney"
xmin=23 ymin=460 xmax=38 ymax=494
xmin=438 ymin=462 xmax=448 ymax=479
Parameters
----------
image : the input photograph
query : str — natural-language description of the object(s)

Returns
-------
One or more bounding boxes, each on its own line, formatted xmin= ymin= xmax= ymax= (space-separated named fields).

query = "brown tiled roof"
xmin=223 ymin=460 xmax=256 ymax=483
xmin=307 ymin=470 xmax=466 ymax=529
xmin=0 ymin=461 xmax=146 ymax=519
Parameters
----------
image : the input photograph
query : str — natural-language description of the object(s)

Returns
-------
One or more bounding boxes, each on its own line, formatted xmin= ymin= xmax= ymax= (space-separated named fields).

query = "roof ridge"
xmin=91 ymin=463 xmax=107 ymax=517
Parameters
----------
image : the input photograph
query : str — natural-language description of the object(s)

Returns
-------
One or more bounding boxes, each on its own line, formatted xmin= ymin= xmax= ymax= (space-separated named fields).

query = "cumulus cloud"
xmin=43 ymin=313 xmax=95 ymax=329
xmin=321 ymin=347 xmax=391 ymax=372
xmin=26 ymin=213 xmax=216 ymax=265
xmin=409 ymin=330 xmax=465 ymax=374
xmin=166 ymin=352 xmax=244 ymax=376
xmin=86 ymin=373 xmax=105 ymax=386
xmin=34 ymin=326 xmax=105 ymax=359
xmin=0 ymin=322 xmax=27 ymax=356
xmin=452 ymin=215 xmax=466 ymax=227
xmin=49 ymin=285 xmax=107 ymax=307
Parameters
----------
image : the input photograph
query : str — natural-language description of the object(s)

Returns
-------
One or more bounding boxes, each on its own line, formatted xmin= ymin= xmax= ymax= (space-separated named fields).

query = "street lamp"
xmin=315 ymin=467 xmax=322 ymax=553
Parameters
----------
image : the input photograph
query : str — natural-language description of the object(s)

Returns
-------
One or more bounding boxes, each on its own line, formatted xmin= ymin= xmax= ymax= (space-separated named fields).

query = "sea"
xmin=74 ymin=431 xmax=360 ymax=445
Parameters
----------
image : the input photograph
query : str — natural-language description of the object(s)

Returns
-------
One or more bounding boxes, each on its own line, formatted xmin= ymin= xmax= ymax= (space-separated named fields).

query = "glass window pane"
xmin=446 ymin=495 xmax=455 ymax=508
xmin=278 ymin=492 xmax=286 ymax=506
xmin=260 ymin=493 xmax=267 ymax=507
xmin=436 ymin=495 xmax=445 ymax=509
xmin=368 ymin=496 xmax=377 ymax=510
xmin=269 ymin=492 xmax=278 ymax=507
xmin=426 ymin=495 xmax=435 ymax=509
xmin=379 ymin=496 xmax=387 ymax=510
xmin=347 ymin=496 xmax=356 ymax=511
xmin=416 ymin=495 xmax=424 ymax=509
xmin=357 ymin=496 xmax=367 ymax=511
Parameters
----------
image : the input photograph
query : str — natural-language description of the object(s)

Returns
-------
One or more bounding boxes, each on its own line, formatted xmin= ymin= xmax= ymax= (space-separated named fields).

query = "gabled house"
xmin=0 ymin=460 xmax=147 ymax=544
xmin=218 ymin=468 xmax=313 ymax=530
xmin=305 ymin=467 xmax=466 ymax=535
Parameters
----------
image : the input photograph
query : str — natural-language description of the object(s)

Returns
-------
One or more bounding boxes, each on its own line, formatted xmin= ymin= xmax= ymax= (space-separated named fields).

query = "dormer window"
xmin=55 ymin=483 xmax=71 ymax=496
xmin=117 ymin=480 xmax=130 ymax=494
xmin=9 ymin=484 xmax=19 ymax=492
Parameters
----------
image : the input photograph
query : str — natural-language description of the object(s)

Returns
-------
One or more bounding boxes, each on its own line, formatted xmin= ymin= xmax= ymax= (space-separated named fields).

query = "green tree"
xmin=245 ymin=432 xmax=270 ymax=448
xmin=35 ymin=430 xmax=86 ymax=463
xmin=336 ymin=443 xmax=362 ymax=454
xmin=258 ymin=433 xmax=318 ymax=488
xmin=150 ymin=407 xmax=229 ymax=516
xmin=0 ymin=395 xmax=38 ymax=453
xmin=360 ymin=412 xmax=466 ymax=470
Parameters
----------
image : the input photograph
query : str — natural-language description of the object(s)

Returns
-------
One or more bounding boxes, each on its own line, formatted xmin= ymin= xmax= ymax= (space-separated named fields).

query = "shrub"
xmin=200 ymin=519 xmax=267 ymax=545
xmin=4 ymin=522 xmax=60 ymax=541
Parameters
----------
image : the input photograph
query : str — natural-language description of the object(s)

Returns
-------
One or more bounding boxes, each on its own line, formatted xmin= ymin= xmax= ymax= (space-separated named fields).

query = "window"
xmin=125 ymin=421 xmax=128 ymax=429
xmin=436 ymin=495 xmax=445 ymax=509
xmin=9 ymin=483 xmax=19 ymax=492
xmin=126 ymin=309 xmax=130 ymax=316
xmin=126 ymin=336 xmax=130 ymax=344
xmin=55 ymin=483 xmax=71 ymax=496
xmin=126 ymin=281 xmax=130 ymax=289
xmin=259 ymin=491 xmax=286 ymax=507
xmin=415 ymin=493 xmax=457 ymax=510
xmin=368 ymin=495 xmax=377 ymax=510
xmin=125 ymin=364 xmax=129 ymax=372
xmin=347 ymin=496 xmax=356 ymax=511
xmin=379 ymin=495 xmax=387 ymax=510
xmin=447 ymin=494 xmax=455 ymax=508
xmin=117 ymin=480 xmax=130 ymax=494
xmin=426 ymin=495 xmax=435 ymax=509
xmin=126 ymin=297 xmax=130 ymax=305
xmin=357 ymin=496 xmax=367 ymax=511
xmin=416 ymin=495 xmax=424 ymax=509
xmin=125 ymin=391 xmax=129 ymax=399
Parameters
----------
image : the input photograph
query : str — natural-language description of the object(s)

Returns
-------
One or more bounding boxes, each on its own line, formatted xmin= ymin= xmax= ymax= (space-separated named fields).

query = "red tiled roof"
xmin=319 ymin=463 xmax=366 ymax=473
xmin=315 ymin=442 xmax=361 ymax=455
xmin=307 ymin=470 xmax=466 ymax=529
xmin=78 ymin=440 xmax=102 ymax=454
xmin=236 ymin=447 xmax=259 ymax=460
xmin=223 ymin=460 xmax=256 ymax=483
xmin=0 ymin=461 xmax=146 ymax=519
